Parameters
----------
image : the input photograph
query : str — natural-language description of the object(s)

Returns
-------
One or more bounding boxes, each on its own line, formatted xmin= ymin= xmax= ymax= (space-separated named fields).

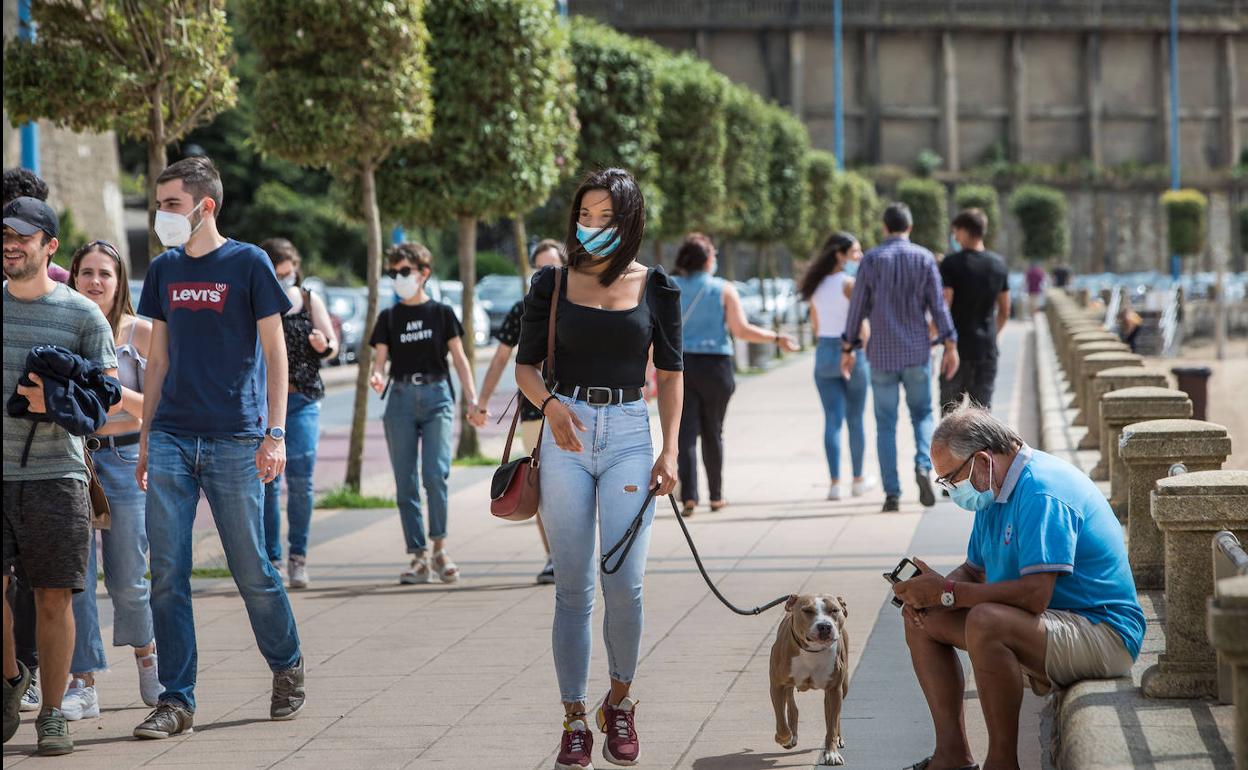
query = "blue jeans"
xmin=871 ymin=361 xmax=936 ymax=497
xmin=382 ymin=380 xmax=454 ymax=553
xmin=814 ymin=339 xmax=870 ymax=481
xmin=71 ymin=441 xmax=155 ymax=672
xmin=540 ymin=394 xmax=655 ymax=703
xmin=263 ymin=392 xmax=322 ymax=560
xmin=146 ymin=430 xmax=302 ymax=710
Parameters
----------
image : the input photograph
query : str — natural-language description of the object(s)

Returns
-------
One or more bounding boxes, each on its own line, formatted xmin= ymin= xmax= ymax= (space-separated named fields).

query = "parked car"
xmin=325 ymin=287 xmax=367 ymax=365
xmin=438 ymin=280 xmax=491 ymax=348
xmin=476 ymin=273 xmax=526 ymax=338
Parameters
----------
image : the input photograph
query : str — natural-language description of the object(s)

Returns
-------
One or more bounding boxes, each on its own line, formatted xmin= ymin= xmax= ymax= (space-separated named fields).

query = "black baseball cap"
xmin=3 ymin=196 xmax=59 ymax=239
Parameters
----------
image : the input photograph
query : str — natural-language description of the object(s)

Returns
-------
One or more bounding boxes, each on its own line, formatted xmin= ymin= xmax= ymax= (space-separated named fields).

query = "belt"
xmin=86 ymin=432 xmax=141 ymax=451
xmin=398 ymin=372 xmax=447 ymax=385
xmin=555 ymin=384 xmax=644 ymax=406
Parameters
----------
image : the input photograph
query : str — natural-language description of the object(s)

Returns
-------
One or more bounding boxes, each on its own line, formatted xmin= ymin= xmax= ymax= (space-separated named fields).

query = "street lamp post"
xmin=833 ymin=0 xmax=844 ymax=169
xmin=1168 ymin=0 xmax=1181 ymax=280
xmin=18 ymin=0 xmax=39 ymax=174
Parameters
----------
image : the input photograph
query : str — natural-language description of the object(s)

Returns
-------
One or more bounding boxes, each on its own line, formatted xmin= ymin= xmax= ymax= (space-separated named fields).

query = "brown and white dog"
xmin=768 ymin=594 xmax=850 ymax=767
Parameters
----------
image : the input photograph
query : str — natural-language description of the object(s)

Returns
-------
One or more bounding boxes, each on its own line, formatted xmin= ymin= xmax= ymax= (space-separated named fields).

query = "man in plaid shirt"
xmin=840 ymin=202 xmax=960 ymax=512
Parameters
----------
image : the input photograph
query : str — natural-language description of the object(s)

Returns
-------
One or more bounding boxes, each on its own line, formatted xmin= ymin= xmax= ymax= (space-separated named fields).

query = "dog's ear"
xmin=784 ymin=594 xmax=798 ymax=612
xmin=837 ymin=595 xmax=848 ymax=616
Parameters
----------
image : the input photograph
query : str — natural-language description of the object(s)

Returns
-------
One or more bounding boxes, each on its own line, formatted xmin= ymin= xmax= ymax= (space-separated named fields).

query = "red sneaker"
xmin=556 ymin=717 xmax=594 ymax=770
xmin=595 ymin=694 xmax=640 ymax=766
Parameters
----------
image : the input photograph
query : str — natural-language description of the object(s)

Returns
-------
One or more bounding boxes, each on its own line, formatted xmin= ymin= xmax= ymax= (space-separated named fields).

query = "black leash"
xmin=600 ymin=486 xmax=792 ymax=616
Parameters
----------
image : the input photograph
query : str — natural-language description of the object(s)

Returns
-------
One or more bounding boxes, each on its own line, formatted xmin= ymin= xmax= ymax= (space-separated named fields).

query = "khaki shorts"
xmin=1030 ymin=609 xmax=1134 ymax=688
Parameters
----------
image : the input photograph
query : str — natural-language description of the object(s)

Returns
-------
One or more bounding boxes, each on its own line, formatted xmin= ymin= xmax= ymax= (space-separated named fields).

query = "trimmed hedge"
xmin=836 ymin=172 xmax=881 ymax=248
xmin=1160 ymin=188 xmax=1208 ymax=256
xmin=722 ymin=86 xmax=774 ymax=243
xmin=953 ymin=183 xmax=1001 ymax=249
xmin=1009 ymin=184 xmax=1068 ymax=260
xmin=767 ymin=107 xmax=811 ymax=255
xmin=897 ymin=177 xmax=948 ymax=253
xmin=803 ymin=150 xmax=841 ymax=257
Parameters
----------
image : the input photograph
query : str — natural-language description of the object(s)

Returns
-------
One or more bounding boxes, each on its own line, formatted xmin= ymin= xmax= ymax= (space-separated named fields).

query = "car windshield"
xmin=441 ymin=285 xmax=463 ymax=305
xmin=477 ymin=276 xmax=523 ymax=303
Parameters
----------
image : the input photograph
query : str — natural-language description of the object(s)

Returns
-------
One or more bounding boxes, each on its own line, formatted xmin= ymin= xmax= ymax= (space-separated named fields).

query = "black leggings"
xmin=677 ymin=354 xmax=737 ymax=503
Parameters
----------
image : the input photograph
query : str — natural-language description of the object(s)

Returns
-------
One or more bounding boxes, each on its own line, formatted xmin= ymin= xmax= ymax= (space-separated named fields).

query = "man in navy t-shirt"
xmin=132 ymin=157 xmax=305 ymax=739
xmin=893 ymin=404 xmax=1143 ymax=770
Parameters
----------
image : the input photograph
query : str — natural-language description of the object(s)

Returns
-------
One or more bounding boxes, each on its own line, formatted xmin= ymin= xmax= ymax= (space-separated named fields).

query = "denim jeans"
xmin=71 ymin=441 xmax=155 ymax=672
xmin=540 ymin=393 xmax=655 ymax=703
xmin=263 ymin=392 xmax=322 ymax=561
xmin=871 ymin=361 xmax=936 ymax=497
xmin=383 ymin=380 xmax=454 ymax=553
xmin=814 ymin=339 xmax=870 ymax=481
xmin=146 ymin=430 xmax=302 ymax=710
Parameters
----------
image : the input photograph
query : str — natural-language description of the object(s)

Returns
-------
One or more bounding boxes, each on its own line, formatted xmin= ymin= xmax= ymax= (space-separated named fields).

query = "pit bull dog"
xmin=769 ymin=594 xmax=849 ymax=767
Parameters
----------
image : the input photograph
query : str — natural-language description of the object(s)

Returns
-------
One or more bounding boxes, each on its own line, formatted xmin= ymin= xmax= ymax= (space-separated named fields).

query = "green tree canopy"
xmin=721 ymin=87 xmax=774 ymax=245
xmin=897 ymin=177 xmax=948 ymax=253
xmin=765 ymin=107 xmax=811 ymax=255
xmin=3 ymin=0 xmax=238 ymax=256
xmin=836 ymin=171 xmax=882 ymax=248
xmin=953 ymin=183 xmax=1001 ymax=249
xmin=1160 ymin=189 xmax=1208 ymax=257
xmin=1009 ymin=184 xmax=1068 ymax=261
xmin=803 ymin=150 xmax=841 ymax=258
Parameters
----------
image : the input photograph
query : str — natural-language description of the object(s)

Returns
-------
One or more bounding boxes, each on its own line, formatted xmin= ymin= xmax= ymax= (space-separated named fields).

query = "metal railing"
xmin=1213 ymin=531 xmax=1248 ymax=704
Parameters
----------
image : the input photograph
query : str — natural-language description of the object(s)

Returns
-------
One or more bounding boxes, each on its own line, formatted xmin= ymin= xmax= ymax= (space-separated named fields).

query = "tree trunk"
xmin=514 ymin=215 xmax=531 ymax=290
xmin=345 ymin=162 xmax=383 ymax=491
xmin=455 ymin=215 xmax=480 ymax=459
xmin=652 ymin=239 xmax=662 ymax=267
xmin=146 ymin=99 xmax=168 ymax=259
xmin=720 ymin=239 xmax=736 ymax=280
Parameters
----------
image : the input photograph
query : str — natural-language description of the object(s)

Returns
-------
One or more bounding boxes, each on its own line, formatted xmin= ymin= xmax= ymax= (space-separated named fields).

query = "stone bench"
xmin=1119 ymin=419 xmax=1231 ymax=589
xmin=1088 ymin=372 xmax=1173 ymax=479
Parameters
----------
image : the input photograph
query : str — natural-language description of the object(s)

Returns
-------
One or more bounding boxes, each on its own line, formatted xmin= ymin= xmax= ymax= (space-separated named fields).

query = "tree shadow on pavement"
xmin=691 ymin=748 xmax=811 ymax=770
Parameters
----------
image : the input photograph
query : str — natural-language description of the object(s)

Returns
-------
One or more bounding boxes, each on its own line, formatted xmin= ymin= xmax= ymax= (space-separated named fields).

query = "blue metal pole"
xmin=391 ymin=225 xmax=405 ymax=247
xmin=833 ymin=0 xmax=844 ymax=169
xmin=1168 ymin=0 xmax=1181 ymax=279
xmin=18 ymin=0 xmax=39 ymax=175
xmin=557 ymin=0 xmax=568 ymax=18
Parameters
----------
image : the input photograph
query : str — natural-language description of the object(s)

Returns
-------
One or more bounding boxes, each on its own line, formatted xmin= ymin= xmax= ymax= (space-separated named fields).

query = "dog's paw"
xmin=837 ymin=735 xmax=845 ymax=749
xmin=816 ymin=748 xmax=845 ymax=767
xmin=775 ymin=731 xmax=797 ymax=750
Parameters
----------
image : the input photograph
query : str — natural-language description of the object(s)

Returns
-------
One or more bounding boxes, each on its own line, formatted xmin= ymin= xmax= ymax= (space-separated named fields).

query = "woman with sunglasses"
xmin=62 ymin=241 xmax=161 ymax=719
xmin=515 ymin=168 xmax=683 ymax=770
xmin=369 ymin=242 xmax=479 ymax=584
xmin=258 ymin=238 xmax=337 ymax=589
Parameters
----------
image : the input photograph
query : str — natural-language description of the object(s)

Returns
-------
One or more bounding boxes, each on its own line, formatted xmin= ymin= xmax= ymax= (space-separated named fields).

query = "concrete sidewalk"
xmin=5 ymin=323 xmax=1046 ymax=770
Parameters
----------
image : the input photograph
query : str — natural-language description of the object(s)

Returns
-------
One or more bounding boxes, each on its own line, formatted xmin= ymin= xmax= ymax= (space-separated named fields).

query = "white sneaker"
xmin=19 ymin=678 xmax=40 ymax=712
xmin=288 ymin=555 xmax=309 ymax=589
xmin=136 ymin=653 xmax=161 ymax=707
xmin=61 ymin=678 xmax=100 ymax=721
xmin=827 ymin=484 xmax=842 ymax=501
xmin=271 ymin=559 xmax=286 ymax=580
xmin=851 ymin=476 xmax=877 ymax=497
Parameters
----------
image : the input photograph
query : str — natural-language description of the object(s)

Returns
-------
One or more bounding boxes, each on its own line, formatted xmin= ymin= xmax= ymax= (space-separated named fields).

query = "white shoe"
xmin=827 ymin=484 xmax=842 ymax=501
xmin=19 ymin=678 xmax=40 ymax=712
xmin=61 ymin=678 xmax=100 ymax=721
xmin=271 ymin=559 xmax=286 ymax=580
xmin=399 ymin=555 xmax=431 ymax=585
xmin=288 ymin=555 xmax=309 ymax=589
xmin=851 ymin=476 xmax=877 ymax=497
xmin=136 ymin=653 xmax=161 ymax=707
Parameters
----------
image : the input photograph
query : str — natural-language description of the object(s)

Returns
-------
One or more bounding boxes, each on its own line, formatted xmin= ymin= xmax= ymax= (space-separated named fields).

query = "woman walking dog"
xmin=515 ymin=168 xmax=683 ymax=770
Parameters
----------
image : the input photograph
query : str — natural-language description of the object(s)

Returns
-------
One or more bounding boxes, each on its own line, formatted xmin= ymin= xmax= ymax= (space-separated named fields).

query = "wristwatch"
xmin=265 ymin=426 xmax=285 ymax=442
xmin=940 ymin=580 xmax=956 ymax=608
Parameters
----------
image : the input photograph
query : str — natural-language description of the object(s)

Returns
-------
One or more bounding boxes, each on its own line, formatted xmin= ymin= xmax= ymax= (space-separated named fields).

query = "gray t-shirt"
xmin=3 ymin=282 xmax=117 ymax=482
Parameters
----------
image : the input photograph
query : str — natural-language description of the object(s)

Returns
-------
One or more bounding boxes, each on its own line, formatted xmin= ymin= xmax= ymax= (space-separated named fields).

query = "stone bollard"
xmin=1069 ymin=340 xmax=1131 ymax=411
xmin=1208 ymin=572 xmax=1248 ymax=769
xmin=1073 ymin=351 xmax=1143 ymax=429
xmin=1102 ymin=388 xmax=1192 ymax=517
xmin=1056 ymin=323 xmax=1109 ymax=367
xmin=1089 ymin=370 xmax=1171 ymax=479
xmin=1063 ymin=330 xmax=1119 ymax=376
xmin=1142 ymin=470 xmax=1248 ymax=698
xmin=1119 ymin=420 xmax=1232 ymax=589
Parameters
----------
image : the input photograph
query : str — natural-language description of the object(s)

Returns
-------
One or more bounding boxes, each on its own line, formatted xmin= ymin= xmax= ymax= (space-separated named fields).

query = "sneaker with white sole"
xmin=827 ymin=484 xmax=842 ymax=501
xmin=134 ymin=701 xmax=194 ymax=739
xmin=555 ymin=717 xmax=594 ymax=770
xmin=288 ymin=555 xmax=309 ymax=589
xmin=851 ymin=476 xmax=877 ymax=497
xmin=596 ymin=694 xmax=640 ymax=766
xmin=60 ymin=679 xmax=99 ymax=721
xmin=19 ymin=677 xmax=40 ymax=713
xmin=136 ymin=653 xmax=161 ymax=707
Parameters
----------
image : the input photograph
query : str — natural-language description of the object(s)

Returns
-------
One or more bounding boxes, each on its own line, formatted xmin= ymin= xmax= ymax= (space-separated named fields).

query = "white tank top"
xmin=812 ymin=272 xmax=851 ymax=339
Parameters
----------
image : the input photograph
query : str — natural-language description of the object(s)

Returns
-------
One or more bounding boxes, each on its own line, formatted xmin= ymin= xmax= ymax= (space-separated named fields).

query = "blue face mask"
xmin=949 ymin=454 xmax=996 ymax=512
xmin=576 ymin=223 xmax=619 ymax=257
xmin=843 ymin=260 xmax=859 ymax=278
xmin=949 ymin=235 xmax=960 ymax=254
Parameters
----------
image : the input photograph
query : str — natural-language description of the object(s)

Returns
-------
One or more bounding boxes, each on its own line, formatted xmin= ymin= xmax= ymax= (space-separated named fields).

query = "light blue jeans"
xmin=813 ymin=338 xmax=870 ymax=481
xmin=871 ymin=361 xmax=936 ymax=497
xmin=383 ymin=380 xmax=454 ymax=553
xmin=146 ymin=430 xmax=302 ymax=710
xmin=263 ymin=392 xmax=322 ymax=561
xmin=71 ymin=440 xmax=155 ymax=672
xmin=540 ymin=393 xmax=655 ymax=703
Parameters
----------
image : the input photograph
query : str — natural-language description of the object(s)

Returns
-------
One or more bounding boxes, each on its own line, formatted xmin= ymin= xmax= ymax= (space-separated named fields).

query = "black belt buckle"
xmin=585 ymin=386 xmax=614 ymax=406
xmin=85 ymin=436 xmax=102 ymax=452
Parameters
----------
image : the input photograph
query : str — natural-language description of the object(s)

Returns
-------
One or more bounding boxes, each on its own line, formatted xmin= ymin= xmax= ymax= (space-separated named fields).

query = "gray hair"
xmin=932 ymin=399 xmax=1023 ymax=460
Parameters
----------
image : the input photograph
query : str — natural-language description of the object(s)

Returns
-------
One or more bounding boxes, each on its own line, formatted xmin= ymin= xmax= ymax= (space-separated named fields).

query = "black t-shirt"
xmin=939 ymin=249 xmax=1009 ymax=362
xmin=368 ymin=300 xmax=464 ymax=378
xmin=516 ymin=266 xmax=683 ymax=389
xmin=496 ymin=299 xmax=544 ymax=422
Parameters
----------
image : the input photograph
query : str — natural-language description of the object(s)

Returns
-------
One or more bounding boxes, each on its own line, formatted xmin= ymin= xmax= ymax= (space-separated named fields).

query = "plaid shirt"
xmin=841 ymin=237 xmax=956 ymax=373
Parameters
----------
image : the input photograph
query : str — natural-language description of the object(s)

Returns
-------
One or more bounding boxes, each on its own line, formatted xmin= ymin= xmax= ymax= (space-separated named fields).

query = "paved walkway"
xmin=5 ymin=323 xmax=1046 ymax=770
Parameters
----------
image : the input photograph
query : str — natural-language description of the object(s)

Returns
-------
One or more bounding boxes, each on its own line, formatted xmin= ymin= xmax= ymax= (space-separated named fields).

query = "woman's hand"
xmin=467 ymin=406 xmax=488 ymax=428
xmin=650 ymin=451 xmax=678 ymax=495
xmin=369 ymin=371 xmax=386 ymax=394
xmin=308 ymin=329 xmax=329 ymax=353
xmin=777 ymin=334 xmax=800 ymax=353
xmin=546 ymin=400 xmax=587 ymax=453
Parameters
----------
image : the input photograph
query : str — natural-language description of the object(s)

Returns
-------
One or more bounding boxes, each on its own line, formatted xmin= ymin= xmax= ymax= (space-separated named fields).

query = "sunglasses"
xmin=385 ymin=266 xmax=416 ymax=279
xmin=934 ymin=450 xmax=985 ymax=492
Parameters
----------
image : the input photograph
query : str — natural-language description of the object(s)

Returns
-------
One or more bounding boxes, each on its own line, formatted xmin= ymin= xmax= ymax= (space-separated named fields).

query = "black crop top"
xmin=516 ymin=266 xmax=684 ymax=389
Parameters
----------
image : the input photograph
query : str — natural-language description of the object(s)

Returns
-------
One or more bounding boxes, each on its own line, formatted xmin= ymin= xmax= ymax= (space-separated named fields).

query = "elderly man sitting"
xmin=893 ymin=403 xmax=1144 ymax=770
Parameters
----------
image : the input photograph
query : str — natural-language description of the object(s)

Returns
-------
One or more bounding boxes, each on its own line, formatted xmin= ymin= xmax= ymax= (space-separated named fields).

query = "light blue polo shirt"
xmin=966 ymin=445 xmax=1146 ymax=658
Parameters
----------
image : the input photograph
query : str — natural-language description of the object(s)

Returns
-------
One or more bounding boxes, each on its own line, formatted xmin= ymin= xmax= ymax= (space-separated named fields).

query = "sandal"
xmin=906 ymin=757 xmax=979 ymax=770
xmin=432 ymin=549 xmax=460 ymax=584
xmin=681 ymin=501 xmax=696 ymax=518
xmin=709 ymin=499 xmax=728 ymax=512
xmin=399 ymin=554 xmax=431 ymax=585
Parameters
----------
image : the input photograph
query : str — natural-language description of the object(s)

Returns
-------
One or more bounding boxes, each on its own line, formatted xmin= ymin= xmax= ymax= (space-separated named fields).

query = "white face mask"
xmin=153 ymin=200 xmax=205 ymax=248
xmin=278 ymin=273 xmax=297 ymax=290
xmin=394 ymin=273 xmax=420 ymax=300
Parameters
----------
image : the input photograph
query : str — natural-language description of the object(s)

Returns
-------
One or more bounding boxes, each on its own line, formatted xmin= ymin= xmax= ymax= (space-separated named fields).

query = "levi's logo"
xmin=169 ymin=282 xmax=229 ymax=313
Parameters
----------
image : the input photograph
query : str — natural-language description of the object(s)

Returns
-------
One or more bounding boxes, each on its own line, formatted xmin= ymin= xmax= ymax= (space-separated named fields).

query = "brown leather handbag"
xmin=83 ymin=446 xmax=111 ymax=530
xmin=490 ymin=267 xmax=561 ymax=521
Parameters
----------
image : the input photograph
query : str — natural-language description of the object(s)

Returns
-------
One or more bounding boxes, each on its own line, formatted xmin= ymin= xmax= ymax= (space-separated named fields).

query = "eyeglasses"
xmin=934 ymin=450 xmax=984 ymax=491
xmin=385 ymin=267 xmax=414 ymax=279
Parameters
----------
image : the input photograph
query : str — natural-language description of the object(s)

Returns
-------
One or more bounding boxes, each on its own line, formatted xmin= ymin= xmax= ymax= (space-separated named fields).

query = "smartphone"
xmin=883 ymin=557 xmax=922 ymax=608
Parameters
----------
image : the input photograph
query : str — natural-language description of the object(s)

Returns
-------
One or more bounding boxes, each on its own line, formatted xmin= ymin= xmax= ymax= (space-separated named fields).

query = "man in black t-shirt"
xmin=939 ymin=208 xmax=1010 ymax=413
